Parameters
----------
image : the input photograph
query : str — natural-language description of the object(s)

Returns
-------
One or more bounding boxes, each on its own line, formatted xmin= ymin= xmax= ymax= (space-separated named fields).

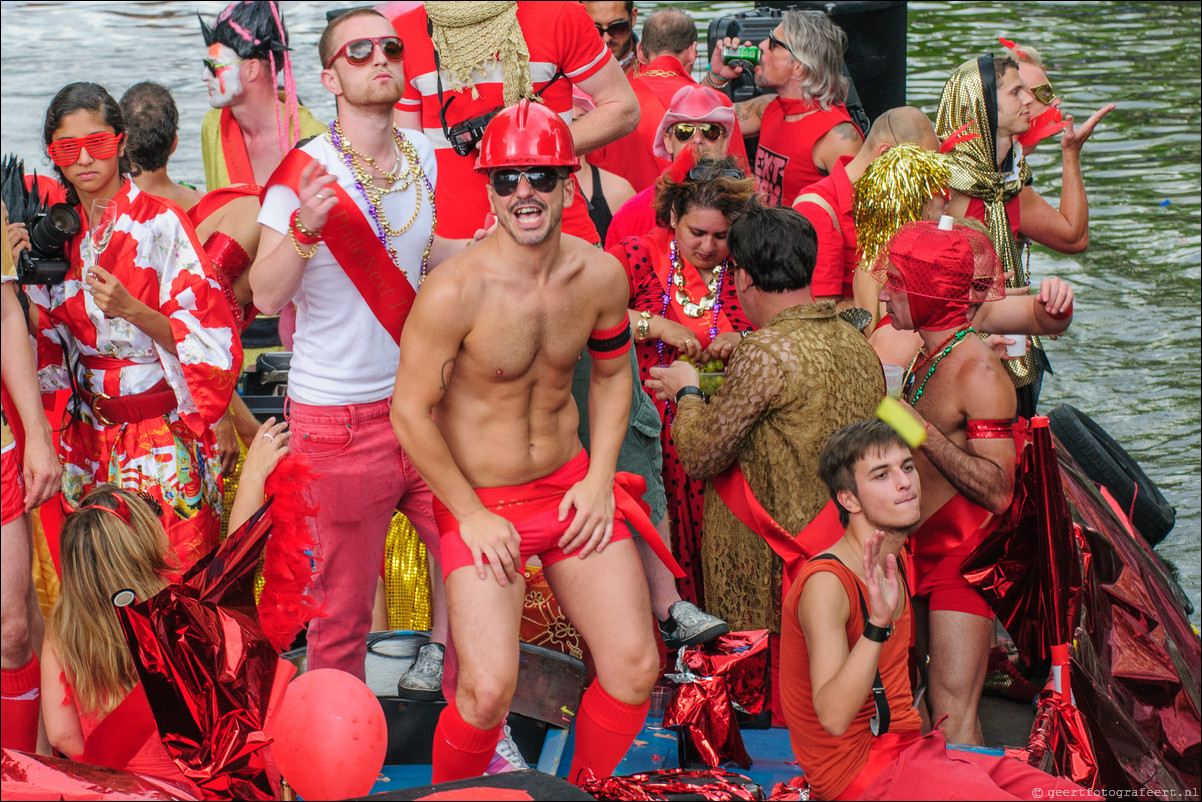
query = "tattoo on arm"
xmin=736 ymin=93 xmax=775 ymax=122
xmin=439 ymin=358 xmax=455 ymax=393
xmin=833 ymin=121 xmax=863 ymax=143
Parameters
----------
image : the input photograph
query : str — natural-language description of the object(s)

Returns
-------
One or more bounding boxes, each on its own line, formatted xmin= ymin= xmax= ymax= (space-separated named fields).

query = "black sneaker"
xmin=396 ymin=642 xmax=445 ymax=701
xmin=658 ymin=602 xmax=729 ymax=650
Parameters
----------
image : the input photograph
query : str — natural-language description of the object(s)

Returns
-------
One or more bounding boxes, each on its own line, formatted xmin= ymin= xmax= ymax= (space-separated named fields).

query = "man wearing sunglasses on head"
xmin=198 ymin=0 xmax=326 ymax=191
xmin=249 ymin=8 xmax=471 ymax=684
xmin=584 ymin=1 xmax=639 ymax=76
xmin=391 ymin=1 xmax=638 ymax=245
xmin=708 ymin=11 xmax=864 ymax=208
xmin=391 ymin=99 xmax=663 ymax=785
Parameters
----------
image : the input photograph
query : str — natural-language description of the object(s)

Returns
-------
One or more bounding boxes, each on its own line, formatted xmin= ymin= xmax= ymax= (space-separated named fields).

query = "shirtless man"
xmin=872 ymin=220 xmax=1017 ymax=746
xmin=391 ymin=99 xmax=659 ymax=784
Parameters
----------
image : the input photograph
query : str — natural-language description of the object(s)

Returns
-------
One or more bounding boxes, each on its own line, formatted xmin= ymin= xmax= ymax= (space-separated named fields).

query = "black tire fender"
xmin=1047 ymin=404 xmax=1176 ymax=546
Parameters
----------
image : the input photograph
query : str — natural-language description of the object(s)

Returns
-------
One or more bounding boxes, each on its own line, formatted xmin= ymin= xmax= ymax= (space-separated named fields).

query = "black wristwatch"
xmin=862 ymin=620 xmax=892 ymax=643
xmin=675 ymin=386 xmax=706 ymax=404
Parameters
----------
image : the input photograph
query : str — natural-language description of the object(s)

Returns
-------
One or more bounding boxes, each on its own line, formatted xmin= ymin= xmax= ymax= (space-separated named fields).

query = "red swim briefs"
xmin=435 ymin=450 xmax=634 ymax=580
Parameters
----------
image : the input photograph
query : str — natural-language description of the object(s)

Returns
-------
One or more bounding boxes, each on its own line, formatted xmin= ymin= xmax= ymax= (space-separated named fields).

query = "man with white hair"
xmin=708 ymin=10 xmax=863 ymax=206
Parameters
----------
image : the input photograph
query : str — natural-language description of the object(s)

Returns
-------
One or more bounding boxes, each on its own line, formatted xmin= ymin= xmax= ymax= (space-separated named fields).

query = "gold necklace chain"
xmin=671 ymin=252 xmax=721 ymax=318
xmin=332 ymin=120 xmax=426 ymax=238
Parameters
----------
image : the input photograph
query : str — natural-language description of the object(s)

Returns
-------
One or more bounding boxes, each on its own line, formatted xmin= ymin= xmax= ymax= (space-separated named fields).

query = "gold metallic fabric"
xmin=384 ymin=513 xmax=432 ymax=631
xmin=937 ymin=57 xmax=1040 ymax=388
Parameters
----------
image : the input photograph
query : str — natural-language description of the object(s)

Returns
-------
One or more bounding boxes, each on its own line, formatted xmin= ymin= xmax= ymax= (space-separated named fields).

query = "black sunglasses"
xmin=686 ymin=165 xmax=745 ymax=182
xmin=595 ymin=18 xmax=632 ymax=37
xmin=489 ymin=168 xmax=566 ymax=196
xmin=768 ymin=32 xmax=800 ymax=61
xmin=672 ymin=122 xmax=726 ymax=143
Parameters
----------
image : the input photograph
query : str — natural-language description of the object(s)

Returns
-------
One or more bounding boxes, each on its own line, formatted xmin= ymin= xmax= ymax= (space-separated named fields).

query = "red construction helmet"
xmin=474 ymin=98 xmax=580 ymax=173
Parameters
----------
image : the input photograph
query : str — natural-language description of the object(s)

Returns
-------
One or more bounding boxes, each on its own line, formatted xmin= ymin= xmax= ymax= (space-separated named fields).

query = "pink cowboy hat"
xmin=653 ymin=85 xmax=737 ymax=160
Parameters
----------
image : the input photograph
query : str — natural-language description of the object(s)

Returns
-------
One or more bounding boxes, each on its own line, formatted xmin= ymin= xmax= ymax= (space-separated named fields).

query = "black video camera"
xmin=17 ymin=203 xmax=80 ymax=285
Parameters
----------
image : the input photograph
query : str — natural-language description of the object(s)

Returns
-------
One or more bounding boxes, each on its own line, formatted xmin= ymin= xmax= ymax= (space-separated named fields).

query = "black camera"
xmin=17 ymin=203 xmax=80 ymax=285
xmin=447 ymin=107 xmax=502 ymax=157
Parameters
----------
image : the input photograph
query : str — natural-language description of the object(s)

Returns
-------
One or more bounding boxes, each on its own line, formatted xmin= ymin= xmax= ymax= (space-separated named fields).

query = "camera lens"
xmin=29 ymin=203 xmax=81 ymax=255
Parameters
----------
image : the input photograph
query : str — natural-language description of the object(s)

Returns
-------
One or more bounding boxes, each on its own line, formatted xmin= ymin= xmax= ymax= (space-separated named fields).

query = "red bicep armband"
xmin=966 ymin=419 xmax=1014 ymax=439
xmin=587 ymin=321 xmax=632 ymax=359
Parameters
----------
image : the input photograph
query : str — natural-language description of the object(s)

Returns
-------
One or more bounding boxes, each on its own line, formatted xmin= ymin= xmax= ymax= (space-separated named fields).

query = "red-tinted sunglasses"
xmin=47 ymin=132 xmax=124 ymax=166
xmin=325 ymin=36 xmax=404 ymax=69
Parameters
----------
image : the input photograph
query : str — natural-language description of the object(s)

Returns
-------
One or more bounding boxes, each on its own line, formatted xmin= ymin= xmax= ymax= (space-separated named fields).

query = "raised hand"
xmin=297 ymin=160 xmax=339 ymax=234
xmin=1062 ymin=103 xmax=1116 ymax=152
xmin=863 ymin=529 xmax=901 ymax=628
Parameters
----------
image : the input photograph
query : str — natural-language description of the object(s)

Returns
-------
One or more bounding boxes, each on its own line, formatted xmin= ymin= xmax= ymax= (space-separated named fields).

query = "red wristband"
xmin=1046 ymin=300 xmax=1073 ymax=320
xmin=290 ymin=209 xmax=321 ymax=244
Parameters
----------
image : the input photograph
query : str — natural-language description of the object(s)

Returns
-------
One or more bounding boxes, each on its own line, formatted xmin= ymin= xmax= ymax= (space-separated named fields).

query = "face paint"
xmin=202 ymin=43 xmax=243 ymax=109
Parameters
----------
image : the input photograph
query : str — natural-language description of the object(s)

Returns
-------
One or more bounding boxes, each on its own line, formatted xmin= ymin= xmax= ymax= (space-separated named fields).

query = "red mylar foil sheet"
xmin=0 ymin=748 xmax=199 ymax=801
xmin=664 ymin=631 xmax=769 ymax=769
xmin=115 ymin=500 xmax=299 ymax=800
xmin=579 ymin=767 xmax=764 ymax=800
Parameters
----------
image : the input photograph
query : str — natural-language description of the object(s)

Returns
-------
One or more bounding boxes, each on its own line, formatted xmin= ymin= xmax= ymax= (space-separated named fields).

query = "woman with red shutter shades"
xmin=28 ymin=82 xmax=241 ymax=570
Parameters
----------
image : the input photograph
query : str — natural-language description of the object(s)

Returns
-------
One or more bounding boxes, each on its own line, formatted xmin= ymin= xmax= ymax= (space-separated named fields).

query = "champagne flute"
xmin=89 ymin=198 xmax=118 ymax=256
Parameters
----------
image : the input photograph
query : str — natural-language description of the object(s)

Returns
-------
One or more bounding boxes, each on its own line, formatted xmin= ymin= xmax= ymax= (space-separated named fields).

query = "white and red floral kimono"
xmin=31 ymin=180 xmax=241 ymax=568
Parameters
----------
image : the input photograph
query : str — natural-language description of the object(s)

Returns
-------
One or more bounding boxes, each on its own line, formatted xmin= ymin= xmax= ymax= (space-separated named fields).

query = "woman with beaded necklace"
xmin=608 ymin=155 xmax=756 ymax=607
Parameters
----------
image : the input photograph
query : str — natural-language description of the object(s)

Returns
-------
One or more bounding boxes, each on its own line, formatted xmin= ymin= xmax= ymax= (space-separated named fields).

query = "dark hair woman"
xmin=27 ymin=82 xmax=241 ymax=570
xmin=607 ymin=153 xmax=756 ymax=606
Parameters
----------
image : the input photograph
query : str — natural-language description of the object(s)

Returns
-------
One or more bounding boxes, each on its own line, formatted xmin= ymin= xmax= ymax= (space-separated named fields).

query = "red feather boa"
xmin=257 ymin=455 xmax=327 ymax=652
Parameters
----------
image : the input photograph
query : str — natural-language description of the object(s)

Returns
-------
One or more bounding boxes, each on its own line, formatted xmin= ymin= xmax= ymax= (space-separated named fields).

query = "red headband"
xmin=81 ymin=495 xmax=133 ymax=526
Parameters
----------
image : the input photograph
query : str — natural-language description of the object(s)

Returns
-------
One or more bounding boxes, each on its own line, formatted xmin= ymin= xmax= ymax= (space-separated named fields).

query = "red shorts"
xmin=435 ymin=450 xmax=634 ymax=580
xmin=910 ymin=494 xmax=993 ymax=619
xmin=2 ymin=446 xmax=24 ymax=525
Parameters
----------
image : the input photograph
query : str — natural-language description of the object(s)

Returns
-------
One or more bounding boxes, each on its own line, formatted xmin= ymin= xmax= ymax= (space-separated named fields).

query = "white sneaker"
xmin=484 ymin=724 xmax=529 ymax=774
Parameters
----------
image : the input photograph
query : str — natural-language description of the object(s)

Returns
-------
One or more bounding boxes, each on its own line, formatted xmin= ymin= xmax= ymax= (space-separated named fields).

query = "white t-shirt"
xmin=259 ymin=131 xmax=437 ymax=406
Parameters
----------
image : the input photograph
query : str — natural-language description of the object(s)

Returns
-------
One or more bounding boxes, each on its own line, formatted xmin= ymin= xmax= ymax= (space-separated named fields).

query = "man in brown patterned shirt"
xmin=646 ymin=202 xmax=883 ymax=718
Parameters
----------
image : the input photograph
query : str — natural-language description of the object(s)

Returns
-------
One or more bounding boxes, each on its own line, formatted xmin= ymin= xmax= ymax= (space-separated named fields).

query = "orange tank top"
xmin=779 ymin=554 xmax=923 ymax=800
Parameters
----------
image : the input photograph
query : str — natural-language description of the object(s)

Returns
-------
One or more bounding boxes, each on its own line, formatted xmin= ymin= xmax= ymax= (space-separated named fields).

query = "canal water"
xmin=2 ymin=1 xmax=1198 ymax=622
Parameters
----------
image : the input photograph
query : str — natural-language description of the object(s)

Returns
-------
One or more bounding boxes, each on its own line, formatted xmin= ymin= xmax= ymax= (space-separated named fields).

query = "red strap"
xmin=188 ymin=184 xmax=262 ymax=228
xmin=79 ymin=683 xmax=158 ymax=770
xmin=711 ymin=462 xmax=825 ymax=599
xmin=614 ymin=472 xmax=685 ymax=578
xmin=219 ymin=108 xmax=256 ymax=186
xmin=269 ymin=149 xmax=417 ymax=345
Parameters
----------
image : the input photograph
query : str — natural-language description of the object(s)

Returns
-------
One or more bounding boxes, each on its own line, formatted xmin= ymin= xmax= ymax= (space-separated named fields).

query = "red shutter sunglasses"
xmin=47 ymin=132 xmax=124 ymax=166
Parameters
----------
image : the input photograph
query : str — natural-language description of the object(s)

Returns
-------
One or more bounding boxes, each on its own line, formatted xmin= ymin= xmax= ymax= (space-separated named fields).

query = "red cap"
xmin=474 ymin=98 xmax=580 ymax=173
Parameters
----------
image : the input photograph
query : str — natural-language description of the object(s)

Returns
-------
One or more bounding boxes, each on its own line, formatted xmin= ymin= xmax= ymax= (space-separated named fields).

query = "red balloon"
xmin=265 ymin=669 xmax=387 ymax=800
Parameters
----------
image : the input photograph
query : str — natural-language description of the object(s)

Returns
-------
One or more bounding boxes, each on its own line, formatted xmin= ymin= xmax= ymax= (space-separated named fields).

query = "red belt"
xmin=79 ymin=380 xmax=176 ymax=427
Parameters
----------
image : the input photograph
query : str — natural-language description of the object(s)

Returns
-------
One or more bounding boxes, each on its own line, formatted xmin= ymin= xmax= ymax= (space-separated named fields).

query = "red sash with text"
xmin=268 ymin=149 xmax=416 ymax=344
xmin=712 ymin=462 xmax=844 ymax=599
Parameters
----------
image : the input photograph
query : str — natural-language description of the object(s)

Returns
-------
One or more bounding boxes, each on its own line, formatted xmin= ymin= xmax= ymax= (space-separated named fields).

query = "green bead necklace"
xmin=909 ymin=326 xmax=975 ymax=402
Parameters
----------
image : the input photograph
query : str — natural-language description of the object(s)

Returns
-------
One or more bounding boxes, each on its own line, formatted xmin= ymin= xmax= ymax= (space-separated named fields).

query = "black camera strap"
xmin=428 ymin=18 xmax=565 ymax=155
xmin=809 ymin=553 xmax=910 ymax=737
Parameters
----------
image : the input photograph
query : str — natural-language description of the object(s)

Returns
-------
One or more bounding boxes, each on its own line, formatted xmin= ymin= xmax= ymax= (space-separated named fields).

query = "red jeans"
xmin=287 ymin=397 xmax=436 ymax=680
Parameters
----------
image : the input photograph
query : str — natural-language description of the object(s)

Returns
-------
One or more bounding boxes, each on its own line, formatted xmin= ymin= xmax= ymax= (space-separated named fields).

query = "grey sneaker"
xmin=659 ymin=602 xmax=729 ymax=650
xmin=485 ymin=724 xmax=529 ymax=774
xmin=396 ymin=642 xmax=445 ymax=701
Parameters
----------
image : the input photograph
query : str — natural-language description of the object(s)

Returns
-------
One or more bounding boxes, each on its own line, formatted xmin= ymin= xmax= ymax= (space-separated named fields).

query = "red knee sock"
xmin=431 ymin=699 xmax=504 ymax=783
xmin=1 ymin=654 xmax=41 ymax=752
xmin=568 ymin=681 xmax=650 ymax=784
